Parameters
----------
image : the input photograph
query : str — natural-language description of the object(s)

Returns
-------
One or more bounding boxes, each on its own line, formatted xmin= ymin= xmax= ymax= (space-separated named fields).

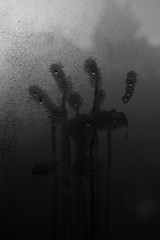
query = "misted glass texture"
xmin=0 ymin=1 xmax=160 ymax=239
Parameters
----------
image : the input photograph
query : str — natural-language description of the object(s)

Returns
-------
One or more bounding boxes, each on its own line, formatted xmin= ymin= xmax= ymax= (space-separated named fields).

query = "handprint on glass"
xmin=28 ymin=56 xmax=137 ymax=240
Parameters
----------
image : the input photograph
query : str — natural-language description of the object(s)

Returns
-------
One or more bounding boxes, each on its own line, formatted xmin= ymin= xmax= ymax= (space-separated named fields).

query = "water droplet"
xmin=39 ymin=97 xmax=43 ymax=103
xmin=92 ymin=71 xmax=95 ymax=75
xmin=129 ymin=82 xmax=132 ymax=86
xmin=33 ymin=92 xmax=37 ymax=95
xmin=55 ymin=70 xmax=58 ymax=74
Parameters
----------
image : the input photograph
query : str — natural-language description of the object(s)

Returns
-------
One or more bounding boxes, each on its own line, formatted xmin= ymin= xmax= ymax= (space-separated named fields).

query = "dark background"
xmin=0 ymin=1 xmax=160 ymax=239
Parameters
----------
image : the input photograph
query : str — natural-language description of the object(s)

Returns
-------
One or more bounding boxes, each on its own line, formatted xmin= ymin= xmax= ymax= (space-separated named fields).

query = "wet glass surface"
xmin=0 ymin=1 xmax=160 ymax=239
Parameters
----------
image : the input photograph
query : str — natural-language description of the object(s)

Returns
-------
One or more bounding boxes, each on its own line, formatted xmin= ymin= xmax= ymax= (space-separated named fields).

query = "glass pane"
xmin=0 ymin=1 xmax=160 ymax=239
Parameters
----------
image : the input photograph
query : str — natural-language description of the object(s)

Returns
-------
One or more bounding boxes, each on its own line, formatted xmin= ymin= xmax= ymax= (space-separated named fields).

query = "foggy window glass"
xmin=0 ymin=1 xmax=160 ymax=239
